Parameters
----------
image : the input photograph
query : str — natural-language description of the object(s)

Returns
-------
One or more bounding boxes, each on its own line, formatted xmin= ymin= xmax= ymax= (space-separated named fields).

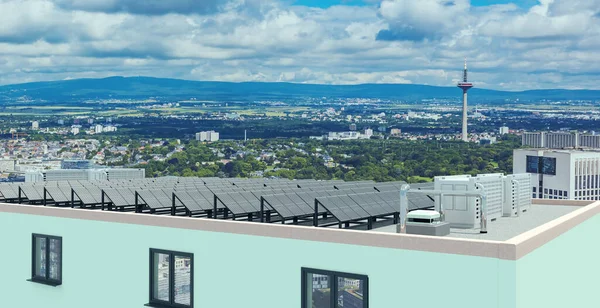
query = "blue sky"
xmin=0 ymin=0 xmax=599 ymax=90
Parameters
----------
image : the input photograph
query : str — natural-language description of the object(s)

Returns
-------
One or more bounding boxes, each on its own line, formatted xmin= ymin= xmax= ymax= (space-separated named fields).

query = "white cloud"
xmin=0 ymin=0 xmax=598 ymax=90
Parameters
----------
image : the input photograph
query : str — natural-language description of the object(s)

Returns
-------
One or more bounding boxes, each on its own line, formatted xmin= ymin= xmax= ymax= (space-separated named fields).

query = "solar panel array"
xmin=0 ymin=178 xmax=434 ymax=228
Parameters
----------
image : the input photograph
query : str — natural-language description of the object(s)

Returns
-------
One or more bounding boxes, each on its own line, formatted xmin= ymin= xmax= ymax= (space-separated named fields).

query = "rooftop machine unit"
xmin=434 ymin=174 xmax=504 ymax=228
xmin=405 ymin=210 xmax=450 ymax=236
xmin=503 ymin=174 xmax=532 ymax=217
xmin=477 ymin=173 xmax=506 ymax=204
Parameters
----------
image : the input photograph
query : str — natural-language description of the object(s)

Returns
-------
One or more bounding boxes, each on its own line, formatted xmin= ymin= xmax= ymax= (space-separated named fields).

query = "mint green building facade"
xmin=0 ymin=203 xmax=598 ymax=308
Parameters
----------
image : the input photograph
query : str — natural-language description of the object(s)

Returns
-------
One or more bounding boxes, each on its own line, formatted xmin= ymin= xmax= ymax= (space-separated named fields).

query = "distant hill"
xmin=0 ymin=76 xmax=598 ymax=103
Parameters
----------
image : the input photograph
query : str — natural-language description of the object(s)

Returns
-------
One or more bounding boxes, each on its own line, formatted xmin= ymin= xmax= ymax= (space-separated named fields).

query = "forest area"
xmin=136 ymin=135 xmax=520 ymax=183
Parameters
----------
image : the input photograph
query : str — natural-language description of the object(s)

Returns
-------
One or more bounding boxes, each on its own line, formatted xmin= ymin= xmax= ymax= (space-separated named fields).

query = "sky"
xmin=0 ymin=0 xmax=599 ymax=90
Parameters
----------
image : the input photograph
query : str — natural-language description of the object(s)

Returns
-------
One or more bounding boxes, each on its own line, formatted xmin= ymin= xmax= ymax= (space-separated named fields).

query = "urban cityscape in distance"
xmin=0 ymin=1 xmax=598 ymax=308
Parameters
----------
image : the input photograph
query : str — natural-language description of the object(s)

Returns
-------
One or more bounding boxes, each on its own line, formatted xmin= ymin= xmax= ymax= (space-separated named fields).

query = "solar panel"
xmin=349 ymin=193 xmax=394 ymax=216
xmin=405 ymin=183 xmax=435 ymax=210
xmin=374 ymin=182 xmax=405 ymax=192
xmin=20 ymin=185 xmax=44 ymax=201
xmin=350 ymin=187 xmax=376 ymax=194
xmin=151 ymin=189 xmax=173 ymax=208
xmin=0 ymin=184 xmax=19 ymax=199
xmin=267 ymin=193 xmax=313 ymax=218
xmin=103 ymin=188 xmax=130 ymax=207
xmin=286 ymin=193 xmax=314 ymax=216
xmin=85 ymin=186 xmax=103 ymax=204
xmin=72 ymin=187 xmax=98 ymax=204
xmin=44 ymin=186 xmax=70 ymax=203
xmin=261 ymin=194 xmax=295 ymax=219
xmin=173 ymin=191 xmax=208 ymax=212
xmin=120 ymin=188 xmax=137 ymax=205
xmin=316 ymin=195 xmax=371 ymax=223
xmin=317 ymin=196 xmax=352 ymax=222
xmin=337 ymin=195 xmax=370 ymax=220
xmin=216 ymin=191 xmax=261 ymax=215
xmin=215 ymin=193 xmax=246 ymax=215
xmin=136 ymin=190 xmax=158 ymax=209
xmin=370 ymin=192 xmax=398 ymax=214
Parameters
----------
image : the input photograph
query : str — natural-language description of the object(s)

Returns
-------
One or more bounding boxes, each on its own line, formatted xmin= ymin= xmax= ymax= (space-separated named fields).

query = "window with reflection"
xmin=31 ymin=234 xmax=62 ymax=286
xmin=302 ymin=268 xmax=368 ymax=308
xmin=149 ymin=249 xmax=193 ymax=308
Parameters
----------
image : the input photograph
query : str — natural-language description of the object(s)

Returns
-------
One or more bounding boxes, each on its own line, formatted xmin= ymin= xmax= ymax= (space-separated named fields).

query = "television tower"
xmin=457 ymin=59 xmax=473 ymax=142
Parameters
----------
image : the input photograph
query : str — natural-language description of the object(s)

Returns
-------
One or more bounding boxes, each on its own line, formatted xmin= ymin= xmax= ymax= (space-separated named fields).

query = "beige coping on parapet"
xmin=0 ymin=200 xmax=598 ymax=261
xmin=507 ymin=200 xmax=600 ymax=259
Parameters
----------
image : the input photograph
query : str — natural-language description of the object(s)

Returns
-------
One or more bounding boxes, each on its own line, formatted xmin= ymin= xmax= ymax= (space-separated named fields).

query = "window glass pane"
xmin=337 ymin=277 xmax=365 ymax=308
xmin=49 ymin=239 xmax=61 ymax=280
xmin=306 ymin=273 xmax=331 ymax=308
xmin=34 ymin=237 xmax=47 ymax=278
xmin=153 ymin=253 xmax=170 ymax=302
xmin=174 ymin=255 xmax=192 ymax=306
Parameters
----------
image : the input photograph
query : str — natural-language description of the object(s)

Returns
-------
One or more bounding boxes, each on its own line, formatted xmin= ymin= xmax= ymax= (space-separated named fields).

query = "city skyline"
xmin=0 ymin=0 xmax=599 ymax=90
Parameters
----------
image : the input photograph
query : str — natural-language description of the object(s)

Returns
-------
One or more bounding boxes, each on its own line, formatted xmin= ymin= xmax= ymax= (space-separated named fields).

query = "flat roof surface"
xmin=371 ymin=204 xmax=579 ymax=241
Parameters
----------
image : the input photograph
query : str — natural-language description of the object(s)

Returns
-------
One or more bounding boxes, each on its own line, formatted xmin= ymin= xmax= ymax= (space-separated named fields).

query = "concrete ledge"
xmin=0 ymin=203 xmax=513 ymax=259
xmin=1 ymin=201 xmax=598 ymax=261
xmin=508 ymin=201 xmax=600 ymax=259
xmin=531 ymin=199 xmax=592 ymax=206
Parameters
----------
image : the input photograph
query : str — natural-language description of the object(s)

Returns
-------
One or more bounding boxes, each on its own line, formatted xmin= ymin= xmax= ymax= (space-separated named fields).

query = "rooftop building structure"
xmin=0 ymin=176 xmax=597 ymax=308
xmin=514 ymin=148 xmax=600 ymax=201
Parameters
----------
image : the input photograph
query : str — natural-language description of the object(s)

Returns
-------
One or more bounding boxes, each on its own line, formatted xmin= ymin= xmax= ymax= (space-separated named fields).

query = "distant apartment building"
xmin=71 ymin=126 xmax=81 ymax=135
xmin=95 ymin=125 xmax=103 ymax=134
xmin=546 ymin=133 xmax=578 ymax=148
xmin=31 ymin=121 xmax=39 ymax=130
xmin=522 ymin=132 xmax=545 ymax=148
xmin=579 ymin=134 xmax=600 ymax=148
xmin=349 ymin=124 xmax=357 ymax=131
xmin=61 ymin=160 xmax=91 ymax=170
xmin=514 ymin=148 xmax=600 ymax=201
xmin=364 ymin=129 xmax=373 ymax=138
xmin=0 ymin=160 xmax=17 ymax=172
xmin=499 ymin=126 xmax=509 ymax=135
xmin=57 ymin=119 xmax=65 ymax=125
xmin=328 ymin=132 xmax=361 ymax=140
xmin=103 ymin=125 xmax=117 ymax=133
xmin=196 ymin=131 xmax=220 ymax=142
xmin=25 ymin=168 xmax=145 ymax=182
xmin=522 ymin=132 xmax=600 ymax=149
xmin=390 ymin=128 xmax=402 ymax=136
xmin=87 ymin=118 xmax=94 ymax=124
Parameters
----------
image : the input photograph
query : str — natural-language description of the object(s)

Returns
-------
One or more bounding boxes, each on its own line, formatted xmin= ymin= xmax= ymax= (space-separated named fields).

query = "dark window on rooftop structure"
xmin=533 ymin=187 xmax=536 ymax=192
xmin=302 ymin=267 xmax=368 ymax=308
xmin=30 ymin=234 xmax=62 ymax=286
xmin=148 ymin=249 xmax=193 ymax=308
xmin=565 ymin=191 xmax=568 ymax=198
xmin=541 ymin=157 xmax=556 ymax=175
xmin=526 ymin=156 xmax=540 ymax=173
